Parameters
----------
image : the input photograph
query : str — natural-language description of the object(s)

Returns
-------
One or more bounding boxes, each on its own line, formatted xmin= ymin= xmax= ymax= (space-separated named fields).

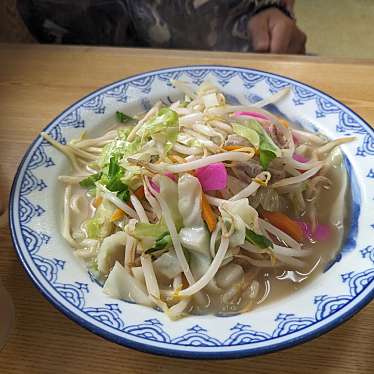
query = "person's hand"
xmin=248 ymin=7 xmax=306 ymax=54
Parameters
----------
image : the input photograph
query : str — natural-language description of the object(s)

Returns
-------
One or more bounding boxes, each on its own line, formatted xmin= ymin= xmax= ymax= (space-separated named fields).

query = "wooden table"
xmin=0 ymin=43 xmax=373 ymax=374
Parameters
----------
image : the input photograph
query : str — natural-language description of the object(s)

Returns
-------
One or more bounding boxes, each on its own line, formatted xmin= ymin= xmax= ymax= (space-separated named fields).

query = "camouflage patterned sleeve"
xmin=17 ymin=0 xmax=289 ymax=51
xmin=17 ymin=0 xmax=136 ymax=46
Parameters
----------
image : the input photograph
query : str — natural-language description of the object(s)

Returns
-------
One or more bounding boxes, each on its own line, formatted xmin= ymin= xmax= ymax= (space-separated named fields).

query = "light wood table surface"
xmin=0 ymin=43 xmax=373 ymax=374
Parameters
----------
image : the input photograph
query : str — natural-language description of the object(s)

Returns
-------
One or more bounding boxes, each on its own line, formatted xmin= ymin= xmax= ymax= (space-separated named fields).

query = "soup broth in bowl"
xmin=43 ymin=81 xmax=353 ymax=318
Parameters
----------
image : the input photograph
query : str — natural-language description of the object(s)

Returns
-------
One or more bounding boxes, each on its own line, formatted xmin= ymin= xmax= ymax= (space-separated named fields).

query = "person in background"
xmin=17 ymin=0 xmax=306 ymax=54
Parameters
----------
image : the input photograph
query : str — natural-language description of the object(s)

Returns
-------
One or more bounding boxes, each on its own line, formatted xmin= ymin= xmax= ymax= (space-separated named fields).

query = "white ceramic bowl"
xmin=10 ymin=66 xmax=374 ymax=359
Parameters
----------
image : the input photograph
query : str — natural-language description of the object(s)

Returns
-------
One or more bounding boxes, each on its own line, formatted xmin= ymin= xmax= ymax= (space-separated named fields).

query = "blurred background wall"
xmin=295 ymin=0 xmax=374 ymax=59
xmin=1 ymin=0 xmax=374 ymax=58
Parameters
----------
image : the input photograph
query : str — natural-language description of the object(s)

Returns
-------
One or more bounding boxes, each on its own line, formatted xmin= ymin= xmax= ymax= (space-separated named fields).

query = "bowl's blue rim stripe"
xmin=8 ymin=64 xmax=374 ymax=360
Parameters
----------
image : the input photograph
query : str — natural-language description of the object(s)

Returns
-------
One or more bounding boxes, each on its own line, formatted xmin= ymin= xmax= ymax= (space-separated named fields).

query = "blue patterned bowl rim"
xmin=9 ymin=65 xmax=374 ymax=359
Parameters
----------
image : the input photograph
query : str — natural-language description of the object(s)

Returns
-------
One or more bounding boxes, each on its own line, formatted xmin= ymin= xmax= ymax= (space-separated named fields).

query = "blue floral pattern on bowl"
xmin=9 ymin=66 xmax=374 ymax=359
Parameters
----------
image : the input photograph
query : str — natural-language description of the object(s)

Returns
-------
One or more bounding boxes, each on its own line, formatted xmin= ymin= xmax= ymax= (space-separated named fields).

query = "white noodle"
xmin=172 ymin=143 xmax=202 ymax=155
xmin=184 ymin=155 xmax=198 ymax=162
xmin=85 ymin=146 xmax=104 ymax=154
xmin=179 ymin=230 xmax=230 ymax=297
xmin=315 ymin=137 xmax=355 ymax=156
xmin=206 ymin=105 xmax=250 ymax=116
xmin=272 ymin=244 xmax=313 ymax=258
xmin=167 ymin=298 xmax=190 ymax=320
xmin=182 ymin=129 xmax=219 ymax=153
xmin=70 ymin=193 xmax=84 ymax=214
xmin=103 ymin=191 xmax=139 ymax=218
xmin=41 ymin=132 xmax=81 ymax=172
xmin=292 ymin=129 xmax=326 ymax=145
xmin=157 ymin=195 xmax=195 ymax=284
xmin=96 ymin=184 xmax=138 ymax=218
xmin=271 ymin=165 xmax=322 ymax=188
xmin=141 ymin=255 xmax=160 ymax=298
xmin=229 ymin=171 xmax=271 ymax=201
xmin=73 ymin=130 xmax=117 ymax=148
xmin=62 ymin=185 xmax=80 ymax=248
xmin=182 ymin=127 xmax=211 ymax=142
xmin=282 ymin=157 xmax=323 ymax=171
xmin=69 ymin=145 xmax=98 ymax=161
xmin=130 ymin=194 xmax=149 ymax=223
xmin=58 ymin=175 xmax=86 ymax=184
xmin=209 ymin=120 xmax=233 ymax=133
xmin=253 ymin=87 xmax=291 ymax=108
xmin=179 ymin=112 xmax=204 ymax=126
xmin=192 ymin=122 xmax=224 ymax=139
xmin=205 ymin=195 xmax=227 ymax=207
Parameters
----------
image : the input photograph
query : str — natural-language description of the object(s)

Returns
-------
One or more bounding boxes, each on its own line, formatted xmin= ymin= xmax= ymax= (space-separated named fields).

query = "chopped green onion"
xmin=79 ymin=172 xmax=102 ymax=189
xmin=245 ymin=229 xmax=273 ymax=249
xmin=117 ymin=188 xmax=130 ymax=202
xmin=108 ymin=155 xmax=121 ymax=178
xmin=106 ymin=174 xmax=126 ymax=192
xmin=145 ymin=232 xmax=172 ymax=254
xmin=116 ymin=111 xmax=133 ymax=123
xmin=154 ymin=232 xmax=172 ymax=250
xmin=259 ymin=149 xmax=277 ymax=169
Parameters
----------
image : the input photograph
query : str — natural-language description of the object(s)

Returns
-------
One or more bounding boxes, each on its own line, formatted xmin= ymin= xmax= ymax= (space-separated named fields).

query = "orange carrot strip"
xmin=169 ymin=154 xmax=186 ymax=164
xmin=110 ymin=208 xmax=125 ymax=222
xmin=201 ymin=193 xmax=217 ymax=232
xmin=261 ymin=210 xmax=304 ymax=242
xmin=92 ymin=196 xmax=103 ymax=208
xmin=223 ymin=145 xmax=242 ymax=151
xmin=134 ymin=186 xmax=145 ymax=200
xmin=277 ymin=118 xmax=289 ymax=128
xmin=223 ymin=145 xmax=258 ymax=155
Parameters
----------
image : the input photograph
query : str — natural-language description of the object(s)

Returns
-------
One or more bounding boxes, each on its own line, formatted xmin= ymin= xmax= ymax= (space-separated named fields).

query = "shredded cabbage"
xmin=232 ymin=123 xmax=260 ymax=148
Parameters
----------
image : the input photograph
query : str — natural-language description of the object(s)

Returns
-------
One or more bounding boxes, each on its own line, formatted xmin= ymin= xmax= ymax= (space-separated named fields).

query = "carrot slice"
xmin=92 ymin=196 xmax=103 ymax=208
xmin=169 ymin=154 xmax=186 ymax=164
xmin=110 ymin=208 xmax=125 ymax=222
xmin=223 ymin=145 xmax=242 ymax=151
xmin=201 ymin=193 xmax=217 ymax=232
xmin=134 ymin=186 xmax=145 ymax=200
xmin=277 ymin=118 xmax=289 ymax=128
xmin=261 ymin=210 xmax=304 ymax=242
xmin=223 ymin=145 xmax=258 ymax=155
